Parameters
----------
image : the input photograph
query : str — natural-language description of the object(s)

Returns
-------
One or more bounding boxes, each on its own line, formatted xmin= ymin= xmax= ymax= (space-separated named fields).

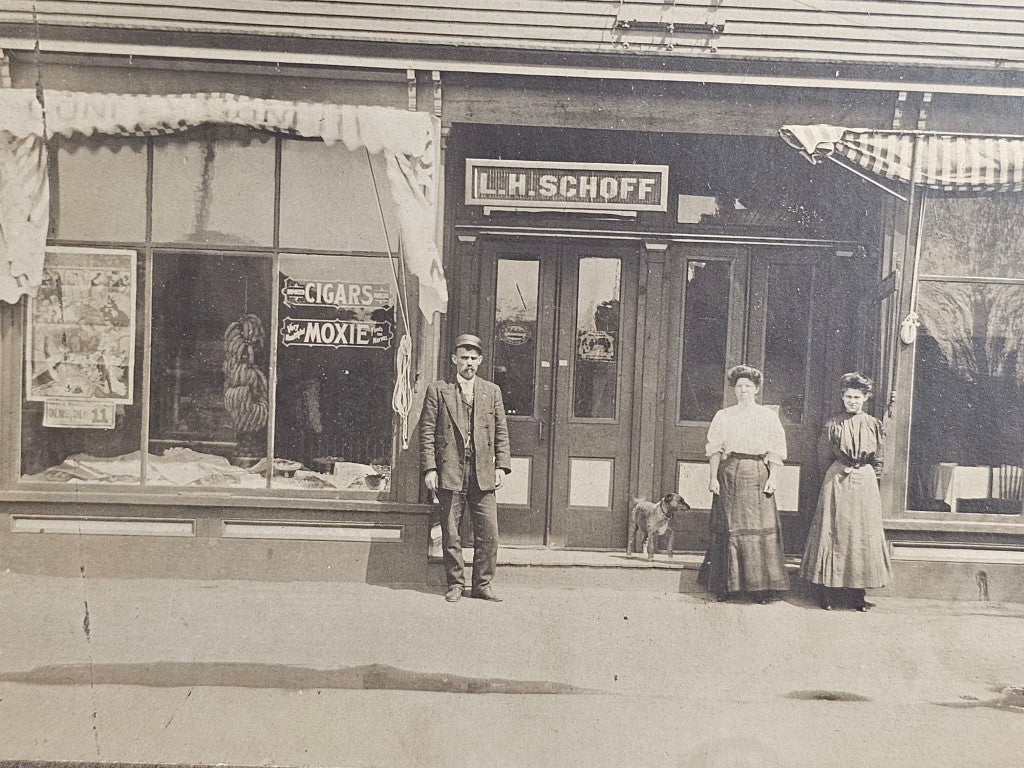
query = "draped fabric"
xmin=0 ymin=90 xmax=447 ymax=318
xmin=780 ymin=124 xmax=1024 ymax=194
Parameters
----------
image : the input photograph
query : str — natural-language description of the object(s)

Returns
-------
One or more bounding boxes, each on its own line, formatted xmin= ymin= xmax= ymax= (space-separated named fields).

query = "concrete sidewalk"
xmin=1 ymin=571 xmax=1022 ymax=767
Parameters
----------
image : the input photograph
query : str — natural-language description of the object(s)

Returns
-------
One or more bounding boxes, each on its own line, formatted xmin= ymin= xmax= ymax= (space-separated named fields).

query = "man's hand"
xmin=495 ymin=470 xmax=504 ymax=489
xmin=424 ymin=470 xmax=438 ymax=492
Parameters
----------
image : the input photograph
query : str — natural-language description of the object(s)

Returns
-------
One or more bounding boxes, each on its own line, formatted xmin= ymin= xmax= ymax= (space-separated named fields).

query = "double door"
xmin=473 ymin=237 xmax=638 ymax=548
xmin=467 ymin=235 xmax=866 ymax=551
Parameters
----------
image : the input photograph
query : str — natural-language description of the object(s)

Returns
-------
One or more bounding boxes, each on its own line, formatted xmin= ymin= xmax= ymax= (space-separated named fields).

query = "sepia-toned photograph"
xmin=0 ymin=2 xmax=1022 ymax=767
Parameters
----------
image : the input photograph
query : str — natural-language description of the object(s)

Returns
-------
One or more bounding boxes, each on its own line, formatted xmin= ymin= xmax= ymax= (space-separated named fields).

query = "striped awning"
xmin=0 ymin=90 xmax=446 ymax=316
xmin=780 ymin=124 xmax=1024 ymax=193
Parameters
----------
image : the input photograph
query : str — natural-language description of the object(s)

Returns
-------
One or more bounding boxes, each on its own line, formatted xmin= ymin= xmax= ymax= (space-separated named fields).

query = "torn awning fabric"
xmin=0 ymin=89 xmax=448 ymax=319
xmin=779 ymin=124 xmax=1024 ymax=194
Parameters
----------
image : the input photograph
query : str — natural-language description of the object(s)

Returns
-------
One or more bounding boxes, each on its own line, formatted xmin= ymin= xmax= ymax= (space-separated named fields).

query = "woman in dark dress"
xmin=698 ymin=365 xmax=790 ymax=603
xmin=801 ymin=372 xmax=893 ymax=611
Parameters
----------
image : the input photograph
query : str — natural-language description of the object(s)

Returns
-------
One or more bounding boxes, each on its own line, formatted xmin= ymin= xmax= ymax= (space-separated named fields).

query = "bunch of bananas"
xmin=223 ymin=314 xmax=269 ymax=435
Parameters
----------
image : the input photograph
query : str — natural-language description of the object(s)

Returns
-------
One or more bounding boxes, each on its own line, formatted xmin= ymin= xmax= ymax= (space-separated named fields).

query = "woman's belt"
xmin=727 ymin=452 xmax=765 ymax=461
xmin=836 ymin=453 xmax=875 ymax=469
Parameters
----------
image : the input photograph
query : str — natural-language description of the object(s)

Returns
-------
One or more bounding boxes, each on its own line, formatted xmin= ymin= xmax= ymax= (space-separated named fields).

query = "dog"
xmin=626 ymin=492 xmax=690 ymax=560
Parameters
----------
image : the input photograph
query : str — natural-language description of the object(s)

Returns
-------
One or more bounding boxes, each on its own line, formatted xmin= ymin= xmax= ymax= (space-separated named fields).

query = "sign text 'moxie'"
xmin=465 ymin=159 xmax=669 ymax=212
xmin=280 ymin=318 xmax=393 ymax=349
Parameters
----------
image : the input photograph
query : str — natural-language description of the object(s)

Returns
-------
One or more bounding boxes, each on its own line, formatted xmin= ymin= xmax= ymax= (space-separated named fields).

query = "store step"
xmin=427 ymin=546 xmax=802 ymax=593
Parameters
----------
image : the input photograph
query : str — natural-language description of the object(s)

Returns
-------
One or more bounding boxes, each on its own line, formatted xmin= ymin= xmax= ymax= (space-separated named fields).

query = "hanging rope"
xmin=366 ymin=148 xmax=414 ymax=450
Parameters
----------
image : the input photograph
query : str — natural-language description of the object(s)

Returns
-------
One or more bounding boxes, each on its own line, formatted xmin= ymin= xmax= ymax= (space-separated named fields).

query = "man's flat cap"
xmin=453 ymin=333 xmax=484 ymax=353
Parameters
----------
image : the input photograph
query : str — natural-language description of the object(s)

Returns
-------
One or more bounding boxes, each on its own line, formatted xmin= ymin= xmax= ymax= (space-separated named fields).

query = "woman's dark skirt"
xmin=698 ymin=454 xmax=790 ymax=597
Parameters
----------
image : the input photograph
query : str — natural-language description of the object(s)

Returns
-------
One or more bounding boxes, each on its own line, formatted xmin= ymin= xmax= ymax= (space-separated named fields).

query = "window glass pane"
xmin=493 ymin=259 xmax=539 ymax=416
xmin=679 ymin=260 xmax=730 ymax=422
xmin=573 ymin=257 xmax=620 ymax=419
xmin=51 ymin=137 xmax=146 ymax=242
xmin=21 ymin=248 xmax=143 ymax=483
xmin=273 ymin=253 xmax=397 ymax=491
xmin=279 ymin=141 xmax=399 ymax=252
xmin=148 ymin=253 xmax=272 ymax=487
xmin=907 ymin=282 xmax=1024 ymax=514
xmin=920 ymin=193 xmax=1024 ymax=278
xmin=762 ymin=263 xmax=812 ymax=423
xmin=152 ymin=127 xmax=274 ymax=246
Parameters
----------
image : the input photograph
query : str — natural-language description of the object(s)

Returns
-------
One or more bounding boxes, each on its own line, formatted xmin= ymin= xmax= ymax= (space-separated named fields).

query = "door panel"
xmin=479 ymin=237 xmax=638 ymax=548
xmin=479 ymin=239 xmax=557 ymax=545
xmin=662 ymin=245 xmax=840 ymax=553
xmin=549 ymin=246 xmax=638 ymax=548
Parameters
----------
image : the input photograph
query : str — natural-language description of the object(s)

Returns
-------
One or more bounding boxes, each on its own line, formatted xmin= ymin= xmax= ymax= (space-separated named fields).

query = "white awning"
xmin=0 ymin=90 xmax=446 ymax=318
xmin=780 ymin=124 xmax=1024 ymax=194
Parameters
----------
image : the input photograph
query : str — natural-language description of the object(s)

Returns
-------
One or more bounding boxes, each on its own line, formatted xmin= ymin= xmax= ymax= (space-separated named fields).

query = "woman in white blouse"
xmin=697 ymin=364 xmax=790 ymax=603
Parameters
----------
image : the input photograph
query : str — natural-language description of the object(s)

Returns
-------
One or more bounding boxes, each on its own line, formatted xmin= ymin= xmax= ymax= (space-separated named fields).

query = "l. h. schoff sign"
xmin=465 ymin=159 xmax=669 ymax=212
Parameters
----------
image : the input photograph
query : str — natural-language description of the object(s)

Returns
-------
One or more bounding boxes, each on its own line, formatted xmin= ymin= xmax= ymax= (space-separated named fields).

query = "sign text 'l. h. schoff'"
xmin=465 ymin=159 xmax=669 ymax=212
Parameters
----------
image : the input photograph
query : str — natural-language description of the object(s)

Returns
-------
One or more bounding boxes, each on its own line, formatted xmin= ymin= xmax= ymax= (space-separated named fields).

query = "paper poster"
xmin=25 ymin=247 xmax=137 ymax=404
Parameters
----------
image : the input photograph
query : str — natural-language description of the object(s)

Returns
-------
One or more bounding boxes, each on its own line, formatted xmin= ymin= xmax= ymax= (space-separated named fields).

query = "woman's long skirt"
xmin=698 ymin=455 xmax=790 ymax=597
xmin=800 ymin=462 xmax=892 ymax=588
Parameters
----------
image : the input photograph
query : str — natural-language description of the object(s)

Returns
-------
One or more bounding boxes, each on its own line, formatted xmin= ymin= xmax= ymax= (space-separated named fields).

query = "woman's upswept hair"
xmin=727 ymin=364 xmax=763 ymax=387
xmin=840 ymin=371 xmax=873 ymax=396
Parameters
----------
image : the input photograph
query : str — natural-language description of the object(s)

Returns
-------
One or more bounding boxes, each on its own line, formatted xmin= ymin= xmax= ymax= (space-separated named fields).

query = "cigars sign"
xmin=278 ymin=255 xmax=395 ymax=350
xmin=465 ymin=159 xmax=669 ymax=212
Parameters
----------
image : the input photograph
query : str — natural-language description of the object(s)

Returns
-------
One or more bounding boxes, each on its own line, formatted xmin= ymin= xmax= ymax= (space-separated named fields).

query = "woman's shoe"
xmin=855 ymin=599 xmax=874 ymax=612
xmin=756 ymin=591 xmax=772 ymax=605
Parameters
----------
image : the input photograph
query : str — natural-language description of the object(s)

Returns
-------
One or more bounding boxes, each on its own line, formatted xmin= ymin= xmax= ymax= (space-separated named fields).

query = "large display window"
xmin=906 ymin=193 xmax=1024 ymax=516
xmin=17 ymin=129 xmax=405 ymax=495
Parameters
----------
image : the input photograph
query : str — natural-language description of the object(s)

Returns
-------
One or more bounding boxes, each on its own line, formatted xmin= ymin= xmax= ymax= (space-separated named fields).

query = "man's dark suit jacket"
xmin=419 ymin=377 xmax=511 ymax=492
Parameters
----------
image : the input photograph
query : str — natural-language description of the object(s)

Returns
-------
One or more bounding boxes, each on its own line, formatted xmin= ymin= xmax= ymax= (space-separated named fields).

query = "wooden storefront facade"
xmin=2 ymin=2 xmax=1024 ymax=598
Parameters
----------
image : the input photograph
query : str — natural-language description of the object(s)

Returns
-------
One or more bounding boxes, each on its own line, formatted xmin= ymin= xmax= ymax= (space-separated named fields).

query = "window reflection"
xmin=493 ymin=259 xmax=539 ymax=416
xmin=679 ymin=260 xmax=730 ymax=422
xmin=762 ymin=263 xmax=812 ymax=423
xmin=573 ymin=258 xmax=620 ymax=419
xmin=921 ymin=194 xmax=1024 ymax=278
xmin=907 ymin=282 xmax=1024 ymax=514
xmin=152 ymin=127 xmax=274 ymax=246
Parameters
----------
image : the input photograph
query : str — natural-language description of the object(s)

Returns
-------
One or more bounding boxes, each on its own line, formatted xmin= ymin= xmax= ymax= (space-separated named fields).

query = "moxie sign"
xmin=465 ymin=159 xmax=669 ymax=212
xmin=280 ymin=318 xmax=393 ymax=349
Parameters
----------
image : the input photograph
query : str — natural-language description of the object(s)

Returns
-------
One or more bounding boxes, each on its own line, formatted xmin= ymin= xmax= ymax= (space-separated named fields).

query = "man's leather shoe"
xmin=444 ymin=585 xmax=464 ymax=602
xmin=471 ymin=587 xmax=503 ymax=602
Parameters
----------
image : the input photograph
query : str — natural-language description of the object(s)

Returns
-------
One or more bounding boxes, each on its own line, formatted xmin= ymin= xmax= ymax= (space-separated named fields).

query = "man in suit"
xmin=420 ymin=334 xmax=511 ymax=602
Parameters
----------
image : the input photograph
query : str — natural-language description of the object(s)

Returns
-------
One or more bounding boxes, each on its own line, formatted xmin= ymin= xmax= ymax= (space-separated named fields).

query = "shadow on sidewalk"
xmin=0 ymin=662 xmax=604 ymax=695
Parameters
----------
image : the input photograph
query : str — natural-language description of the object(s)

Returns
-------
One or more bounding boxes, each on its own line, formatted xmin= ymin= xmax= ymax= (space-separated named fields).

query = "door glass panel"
xmin=679 ymin=260 xmax=731 ymax=422
xmin=573 ymin=257 xmax=620 ymax=418
xmin=762 ymin=263 xmax=812 ymax=423
xmin=493 ymin=258 xmax=539 ymax=416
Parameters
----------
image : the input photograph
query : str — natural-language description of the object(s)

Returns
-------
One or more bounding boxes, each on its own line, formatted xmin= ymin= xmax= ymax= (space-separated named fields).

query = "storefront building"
xmin=2 ymin=2 xmax=1024 ymax=599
